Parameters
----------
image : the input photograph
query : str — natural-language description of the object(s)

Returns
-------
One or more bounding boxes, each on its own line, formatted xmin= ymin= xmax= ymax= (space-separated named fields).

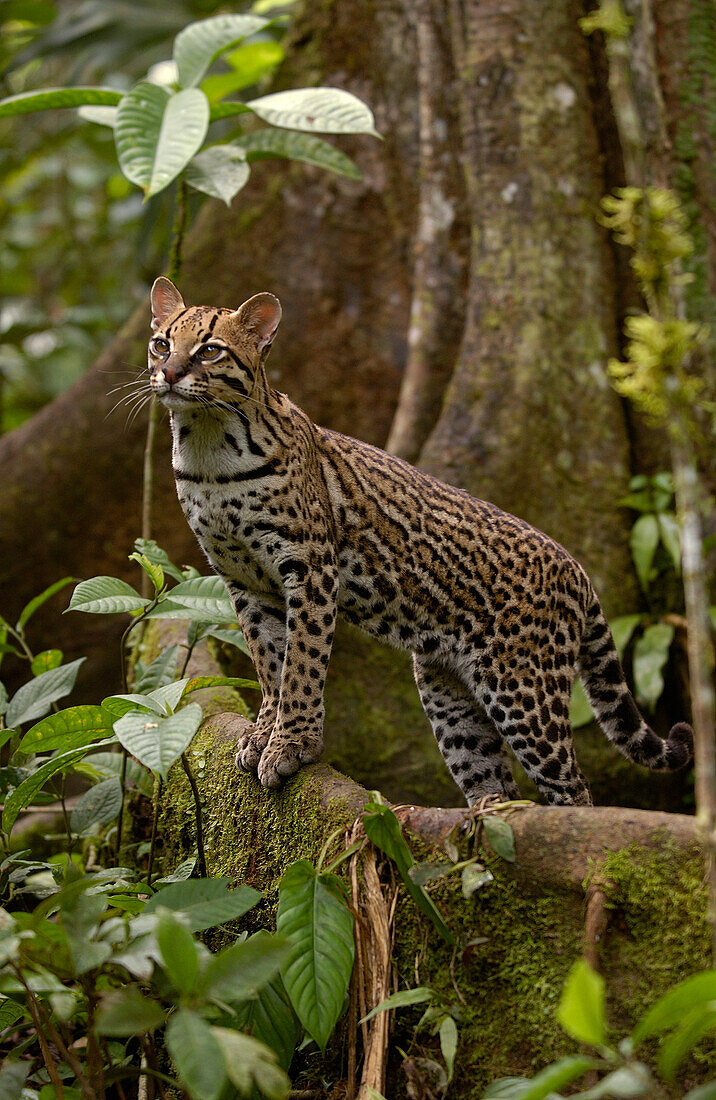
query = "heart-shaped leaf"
xmin=113 ymin=704 xmax=203 ymax=779
xmin=115 ymin=83 xmax=209 ymax=198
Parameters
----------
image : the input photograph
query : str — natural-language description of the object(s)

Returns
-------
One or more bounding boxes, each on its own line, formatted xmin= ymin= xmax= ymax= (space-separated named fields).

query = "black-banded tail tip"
xmin=667 ymin=722 xmax=694 ymax=767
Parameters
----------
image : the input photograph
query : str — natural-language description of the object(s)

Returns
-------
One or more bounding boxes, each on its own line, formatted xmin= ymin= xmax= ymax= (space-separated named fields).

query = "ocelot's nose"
xmin=163 ymin=361 xmax=187 ymax=386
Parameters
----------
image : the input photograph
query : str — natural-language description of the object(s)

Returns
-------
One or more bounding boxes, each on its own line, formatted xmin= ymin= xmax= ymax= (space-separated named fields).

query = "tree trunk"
xmin=1 ymin=0 xmax=712 ymax=803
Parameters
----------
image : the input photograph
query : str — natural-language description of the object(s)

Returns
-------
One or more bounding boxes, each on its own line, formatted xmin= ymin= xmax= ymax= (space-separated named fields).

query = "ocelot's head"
xmin=148 ymin=277 xmax=281 ymax=411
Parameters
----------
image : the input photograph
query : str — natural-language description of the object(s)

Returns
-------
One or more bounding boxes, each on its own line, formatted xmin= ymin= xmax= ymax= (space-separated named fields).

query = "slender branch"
xmin=147 ymin=774 xmax=163 ymax=887
xmin=181 ymin=752 xmax=206 ymax=877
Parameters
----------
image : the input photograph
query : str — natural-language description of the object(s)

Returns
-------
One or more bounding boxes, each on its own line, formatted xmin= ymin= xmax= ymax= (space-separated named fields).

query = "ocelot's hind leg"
xmin=226 ymin=589 xmax=286 ymax=771
xmin=413 ymin=655 xmax=520 ymax=805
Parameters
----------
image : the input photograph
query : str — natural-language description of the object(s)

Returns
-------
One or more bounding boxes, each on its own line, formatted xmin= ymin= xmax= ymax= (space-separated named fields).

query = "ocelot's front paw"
xmin=234 ymin=724 xmax=271 ymax=772
xmin=257 ymin=728 xmax=323 ymax=789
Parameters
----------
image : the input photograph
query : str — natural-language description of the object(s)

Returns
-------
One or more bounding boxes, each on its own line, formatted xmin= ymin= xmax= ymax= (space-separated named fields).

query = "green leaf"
xmin=163 ymin=575 xmax=237 ymax=622
xmin=360 ymin=986 xmax=433 ymax=1024
xmin=157 ymin=911 xmax=199 ymax=995
xmin=632 ymin=970 xmax=716 ymax=1042
xmin=134 ymin=645 xmax=180 ymax=692
xmin=209 ymin=100 xmax=252 ymax=122
xmin=144 ymin=877 xmax=261 ymax=932
xmin=483 ymin=816 xmax=516 ymax=862
xmin=17 ymin=577 xmax=73 ymax=631
xmin=440 ymin=1015 xmax=458 ymax=1083
xmin=186 ymin=145 xmax=250 ymax=205
xmin=70 ymin=777 xmax=122 ymax=834
xmin=149 ymin=678 xmax=192 ymax=713
xmin=2 ymin=738 xmax=115 ymax=833
xmin=68 ymin=576 xmax=148 ymax=615
xmin=578 ymin=1064 xmax=653 ymax=1097
xmin=95 ymin=987 xmax=165 ymax=1036
xmin=202 ymin=39 xmax=283 ymax=100
xmin=19 ymin=705 xmax=114 ymax=753
xmin=0 ymin=1059 xmax=29 ymax=1100
xmin=0 ymin=682 xmax=8 ymax=718
xmin=657 ymin=513 xmax=682 ymax=573
xmin=31 ymin=649 xmax=64 ymax=675
xmin=113 ymin=704 xmax=203 ymax=780
xmin=234 ymin=129 xmax=361 ymax=179
xmin=128 ymin=551 xmax=164 ymax=593
xmin=79 ymin=751 xmax=152 ymax=797
xmin=277 ymin=860 xmax=355 ymax=1048
xmin=409 ymin=861 xmax=454 ymax=886
xmin=0 ymin=998 xmax=24 ymax=1032
xmin=0 ymin=86 xmax=122 ymax=117
xmin=213 ymin=1025 xmax=291 ymax=1100
xmin=633 ymin=622 xmax=674 ymax=710
xmin=657 ymin=1005 xmax=716 ymax=1081
xmin=60 ymin=889 xmax=112 ymax=975
xmin=115 ymin=84 xmax=209 ymax=198
xmin=133 ymin=539 xmax=185 ymax=582
xmin=556 ymin=960 xmax=606 ymax=1047
xmin=234 ymin=977 xmax=303 ymax=1072
xmin=199 ymin=931 xmax=290 ymax=1003
xmin=166 ymin=1008 xmax=226 ymax=1100
xmin=174 ymin=13 xmax=270 ymax=87
xmin=103 ymin=693 xmax=164 ymax=717
xmin=245 ymin=86 xmax=378 ymax=135
xmin=630 ymin=514 xmax=660 ymax=591
xmin=363 ymin=802 xmax=455 ymax=945
xmin=182 ymin=674 xmax=260 ymax=697
xmin=569 ymin=678 xmax=594 ymax=728
xmin=207 ymin=626 xmax=251 ymax=654
xmin=490 ymin=1056 xmax=596 ymax=1099
xmin=609 ymin=614 xmax=642 ymax=659
xmin=6 ymin=658 xmax=85 ymax=728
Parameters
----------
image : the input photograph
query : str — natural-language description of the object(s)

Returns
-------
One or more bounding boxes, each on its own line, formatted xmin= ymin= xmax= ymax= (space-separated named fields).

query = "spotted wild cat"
xmin=147 ymin=277 xmax=693 ymax=806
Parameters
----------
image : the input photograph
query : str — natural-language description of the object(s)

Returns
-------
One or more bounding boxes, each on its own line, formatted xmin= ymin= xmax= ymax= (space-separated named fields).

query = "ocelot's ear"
xmin=233 ymin=293 xmax=282 ymax=352
xmin=150 ymin=277 xmax=185 ymax=330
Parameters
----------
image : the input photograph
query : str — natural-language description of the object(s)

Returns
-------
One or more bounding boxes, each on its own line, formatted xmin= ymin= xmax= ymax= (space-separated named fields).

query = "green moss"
xmin=157 ymin=723 xmax=356 ymax=926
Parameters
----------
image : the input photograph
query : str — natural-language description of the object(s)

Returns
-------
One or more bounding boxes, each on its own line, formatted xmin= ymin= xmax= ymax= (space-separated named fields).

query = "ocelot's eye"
xmin=202 ymin=344 xmax=223 ymax=360
xmin=152 ymin=338 xmax=170 ymax=355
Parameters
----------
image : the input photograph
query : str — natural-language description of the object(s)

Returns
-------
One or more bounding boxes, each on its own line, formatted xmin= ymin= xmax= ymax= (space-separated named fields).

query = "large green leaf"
xmin=633 ymin=621 xmax=674 ymax=710
xmin=163 ymin=575 xmax=237 ymax=622
xmin=657 ymin=1005 xmax=716 ymax=1082
xmin=0 ymin=1059 xmax=29 ymax=1100
xmin=186 ymin=145 xmax=250 ymax=205
xmin=113 ymin=704 xmax=203 ymax=780
xmin=632 ymin=970 xmax=716 ymax=1042
xmin=144 ymin=877 xmax=261 ymax=932
xmin=234 ymin=129 xmax=361 ymax=179
xmin=5 ymin=658 xmax=85 ymax=728
xmin=174 ymin=14 xmax=269 ymax=87
xmin=115 ymin=83 xmax=209 ymax=198
xmin=70 ymin=777 xmax=122 ymax=834
xmin=2 ymin=738 xmax=115 ymax=833
xmin=157 ymin=911 xmax=200 ymax=995
xmin=95 ymin=988 xmax=165 ymax=1036
xmin=630 ymin=514 xmax=660 ymax=591
xmin=484 ymin=1055 xmax=597 ymax=1099
xmin=213 ymin=1026 xmax=290 ymax=1100
xmin=556 ymin=959 xmax=606 ymax=1047
xmin=363 ymin=802 xmax=455 ymax=945
xmin=0 ymin=86 xmax=122 ymax=117
xmin=60 ymin=889 xmax=112 ymax=975
xmin=133 ymin=645 xmax=180 ymax=692
xmin=483 ymin=816 xmax=515 ymax=862
xmin=67 ymin=576 xmax=148 ymax=615
xmin=246 ymin=87 xmax=378 ymax=135
xmin=19 ymin=705 xmax=114 ymax=753
xmin=234 ymin=977 xmax=301 ymax=1072
xmin=199 ymin=932 xmax=289 ymax=1003
xmin=166 ymin=1008 xmax=226 ymax=1100
xmin=277 ymin=860 xmax=354 ymax=1049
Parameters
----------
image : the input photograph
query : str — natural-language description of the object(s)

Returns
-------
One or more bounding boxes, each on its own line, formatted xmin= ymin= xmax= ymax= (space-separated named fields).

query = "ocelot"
xmin=148 ymin=277 xmax=693 ymax=806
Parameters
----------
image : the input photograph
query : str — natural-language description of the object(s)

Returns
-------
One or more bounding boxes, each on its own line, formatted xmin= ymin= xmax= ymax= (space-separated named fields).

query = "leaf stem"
xmin=181 ymin=751 xmax=206 ymax=877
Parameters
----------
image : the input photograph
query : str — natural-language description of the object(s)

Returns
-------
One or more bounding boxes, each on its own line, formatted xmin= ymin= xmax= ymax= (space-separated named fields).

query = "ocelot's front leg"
xmin=226 ymin=588 xmax=286 ymax=771
xmin=257 ymin=563 xmax=338 ymax=789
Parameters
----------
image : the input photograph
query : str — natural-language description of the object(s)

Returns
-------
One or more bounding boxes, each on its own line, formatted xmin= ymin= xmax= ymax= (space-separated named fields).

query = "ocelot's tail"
xmin=577 ymin=593 xmax=693 ymax=771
